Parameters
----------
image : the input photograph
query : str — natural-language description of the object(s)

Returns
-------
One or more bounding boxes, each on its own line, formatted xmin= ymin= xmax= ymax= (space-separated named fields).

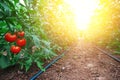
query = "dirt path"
xmin=0 ymin=40 xmax=120 ymax=80
xmin=38 ymin=40 xmax=120 ymax=80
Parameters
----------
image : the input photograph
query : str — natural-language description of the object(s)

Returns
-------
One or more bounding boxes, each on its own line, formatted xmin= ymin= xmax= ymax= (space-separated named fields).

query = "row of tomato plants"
xmin=0 ymin=0 xmax=61 ymax=71
xmin=85 ymin=0 xmax=120 ymax=54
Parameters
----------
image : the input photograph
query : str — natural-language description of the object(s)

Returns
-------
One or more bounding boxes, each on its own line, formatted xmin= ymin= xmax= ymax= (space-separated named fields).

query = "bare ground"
xmin=0 ymin=40 xmax=120 ymax=80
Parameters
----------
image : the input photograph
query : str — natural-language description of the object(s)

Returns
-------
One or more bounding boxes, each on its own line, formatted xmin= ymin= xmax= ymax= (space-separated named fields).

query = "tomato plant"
xmin=0 ymin=0 xmax=58 ymax=71
xmin=0 ymin=0 xmax=80 ymax=71
xmin=84 ymin=0 xmax=120 ymax=54
xmin=38 ymin=0 xmax=78 ymax=47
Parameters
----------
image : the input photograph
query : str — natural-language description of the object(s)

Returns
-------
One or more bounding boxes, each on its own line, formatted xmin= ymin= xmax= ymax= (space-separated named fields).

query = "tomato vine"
xmin=0 ymin=0 xmax=58 ymax=71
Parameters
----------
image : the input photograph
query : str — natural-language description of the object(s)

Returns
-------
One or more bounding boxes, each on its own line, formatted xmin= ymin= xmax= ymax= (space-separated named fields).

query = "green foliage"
xmin=0 ymin=55 xmax=10 ymax=69
xmin=35 ymin=0 xmax=79 ymax=47
xmin=0 ymin=0 xmax=58 ymax=71
xmin=85 ymin=0 xmax=120 ymax=55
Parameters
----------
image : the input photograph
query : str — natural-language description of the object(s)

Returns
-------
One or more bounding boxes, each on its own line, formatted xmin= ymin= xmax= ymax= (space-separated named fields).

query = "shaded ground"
xmin=0 ymin=40 xmax=120 ymax=80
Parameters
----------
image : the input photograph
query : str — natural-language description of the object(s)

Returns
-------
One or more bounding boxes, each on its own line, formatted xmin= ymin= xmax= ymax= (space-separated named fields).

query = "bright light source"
xmin=65 ymin=0 xmax=99 ymax=30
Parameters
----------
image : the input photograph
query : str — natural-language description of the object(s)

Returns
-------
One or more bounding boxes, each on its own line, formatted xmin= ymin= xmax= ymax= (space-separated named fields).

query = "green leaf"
xmin=113 ymin=51 xmax=120 ymax=54
xmin=25 ymin=58 xmax=32 ymax=71
xmin=43 ymin=48 xmax=57 ymax=59
xmin=15 ymin=24 xmax=22 ymax=30
xmin=0 ymin=21 xmax=6 ymax=27
xmin=0 ymin=2 xmax=10 ymax=10
xmin=6 ymin=17 xmax=17 ymax=21
xmin=31 ymin=35 xmax=40 ymax=48
xmin=14 ymin=0 xmax=19 ymax=4
xmin=0 ymin=55 xmax=11 ymax=69
xmin=36 ymin=61 xmax=45 ymax=71
xmin=5 ymin=9 xmax=11 ymax=17
xmin=0 ymin=11 xmax=4 ymax=18
xmin=41 ymin=39 xmax=50 ymax=47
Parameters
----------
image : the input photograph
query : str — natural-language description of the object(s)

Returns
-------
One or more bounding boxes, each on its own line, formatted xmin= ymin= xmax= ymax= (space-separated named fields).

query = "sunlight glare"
xmin=65 ymin=0 xmax=99 ymax=30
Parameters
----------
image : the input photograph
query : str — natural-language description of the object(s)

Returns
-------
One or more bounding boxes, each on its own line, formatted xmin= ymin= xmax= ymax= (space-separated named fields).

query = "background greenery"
xmin=85 ymin=0 xmax=120 ymax=54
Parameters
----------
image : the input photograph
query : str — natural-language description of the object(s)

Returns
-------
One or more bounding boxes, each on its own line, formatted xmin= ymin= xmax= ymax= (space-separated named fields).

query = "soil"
xmin=0 ymin=40 xmax=120 ymax=80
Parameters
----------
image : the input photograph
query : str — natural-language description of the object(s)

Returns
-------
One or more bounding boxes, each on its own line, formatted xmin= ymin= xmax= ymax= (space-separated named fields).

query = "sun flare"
xmin=65 ymin=0 xmax=99 ymax=30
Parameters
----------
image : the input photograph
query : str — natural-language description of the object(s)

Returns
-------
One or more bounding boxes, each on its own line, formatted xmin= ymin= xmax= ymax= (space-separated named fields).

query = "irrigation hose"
xmin=30 ymin=48 xmax=70 ymax=80
xmin=95 ymin=46 xmax=120 ymax=63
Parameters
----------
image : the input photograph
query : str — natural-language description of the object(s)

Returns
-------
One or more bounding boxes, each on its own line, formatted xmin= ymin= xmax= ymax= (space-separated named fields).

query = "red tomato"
xmin=17 ymin=31 xmax=25 ymax=37
xmin=16 ymin=38 xmax=26 ymax=47
xmin=4 ymin=33 xmax=17 ymax=42
xmin=10 ymin=45 xmax=21 ymax=54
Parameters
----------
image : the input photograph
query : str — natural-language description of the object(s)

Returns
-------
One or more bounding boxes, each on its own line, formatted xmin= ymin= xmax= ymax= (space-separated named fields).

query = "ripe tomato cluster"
xmin=4 ymin=31 xmax=26 ymax=54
